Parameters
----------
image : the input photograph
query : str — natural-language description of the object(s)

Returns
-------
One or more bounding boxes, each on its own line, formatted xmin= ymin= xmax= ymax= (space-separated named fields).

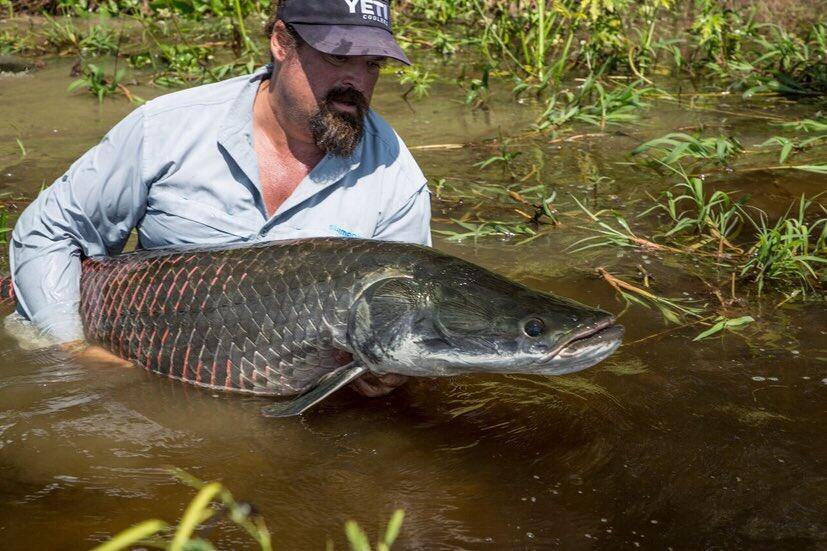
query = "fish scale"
xmin=2 ymin=239 xmax=381 ymax=394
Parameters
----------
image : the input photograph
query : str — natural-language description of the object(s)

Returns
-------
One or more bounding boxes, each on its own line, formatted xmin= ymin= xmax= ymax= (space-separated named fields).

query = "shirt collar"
xmin=216 ymin=64 xmax=364 ymax=222
xmin=217 ymin=65 xmax=269 ymax=200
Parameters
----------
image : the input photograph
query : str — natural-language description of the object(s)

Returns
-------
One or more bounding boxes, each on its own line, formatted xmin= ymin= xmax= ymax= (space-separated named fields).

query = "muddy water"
xmin=1 ymin=60 xmax=825 ymax=550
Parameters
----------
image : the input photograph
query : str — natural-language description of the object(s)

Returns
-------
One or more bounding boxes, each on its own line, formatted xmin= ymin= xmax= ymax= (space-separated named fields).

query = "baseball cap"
xmin=277 ymin=0 xmax=411 ymax=65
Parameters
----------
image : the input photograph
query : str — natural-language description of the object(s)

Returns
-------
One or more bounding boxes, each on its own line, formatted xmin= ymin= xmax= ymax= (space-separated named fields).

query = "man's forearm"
xmin=9 ymin=106 xmax=148 ymax=342
xmin=10 ymin=241 xmax=86 ymax=343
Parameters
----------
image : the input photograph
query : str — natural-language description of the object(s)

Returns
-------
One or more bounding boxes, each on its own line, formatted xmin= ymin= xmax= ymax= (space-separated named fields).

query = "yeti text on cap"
xmin=343 ymin=0 xmax=390 ymax=26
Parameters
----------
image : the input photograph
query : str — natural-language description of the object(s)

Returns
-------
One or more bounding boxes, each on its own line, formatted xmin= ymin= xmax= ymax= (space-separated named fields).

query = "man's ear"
xmin=270 ymin=20 xmax=295 ymax=63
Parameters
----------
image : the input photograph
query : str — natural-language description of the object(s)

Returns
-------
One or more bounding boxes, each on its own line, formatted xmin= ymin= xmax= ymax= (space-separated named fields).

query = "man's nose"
xmin=339 ymin=61 xmax=370 ymax=93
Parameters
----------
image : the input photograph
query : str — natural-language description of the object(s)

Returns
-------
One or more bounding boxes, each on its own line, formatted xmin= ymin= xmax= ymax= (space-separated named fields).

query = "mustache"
xmin=323 ymin=87 xmax=368 ymax=112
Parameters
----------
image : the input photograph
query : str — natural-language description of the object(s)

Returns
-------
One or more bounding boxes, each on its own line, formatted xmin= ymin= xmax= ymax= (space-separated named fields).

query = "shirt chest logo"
xmin=329 ymin=225 xmax=359 ymax=238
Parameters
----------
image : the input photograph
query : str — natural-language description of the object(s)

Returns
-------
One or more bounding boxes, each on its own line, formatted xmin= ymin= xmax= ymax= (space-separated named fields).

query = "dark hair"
xmin=263 ymin=0 xmax=283 ymax=38
xmin=263 ymin=0 xmax=301 ymax=44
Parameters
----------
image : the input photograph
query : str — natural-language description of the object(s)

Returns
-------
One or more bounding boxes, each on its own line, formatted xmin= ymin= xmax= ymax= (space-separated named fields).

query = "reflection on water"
xmin=0 ymin=61 xmax=825 ymax=549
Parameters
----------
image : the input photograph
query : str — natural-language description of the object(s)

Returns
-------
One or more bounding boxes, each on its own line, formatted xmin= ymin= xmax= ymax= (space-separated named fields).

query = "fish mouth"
xmin=537 ymin=318 xmax=624 ymax=375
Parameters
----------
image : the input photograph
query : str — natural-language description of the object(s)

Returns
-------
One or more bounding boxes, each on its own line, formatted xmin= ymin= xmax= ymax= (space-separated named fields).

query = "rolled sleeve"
xmin=10 ymin=107 xmax=149 ymax=343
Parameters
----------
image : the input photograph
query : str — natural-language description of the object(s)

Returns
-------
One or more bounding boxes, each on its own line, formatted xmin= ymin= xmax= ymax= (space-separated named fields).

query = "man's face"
xmin=272 ymin=28 xmax=386 ymax=157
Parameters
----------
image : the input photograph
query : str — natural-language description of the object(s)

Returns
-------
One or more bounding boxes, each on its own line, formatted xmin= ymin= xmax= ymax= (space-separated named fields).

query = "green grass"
xmin=631 ymin=133 xmax=744 ymax=168
xmin=740 ymin=195 xmax=827 ymax=296
xmin=92 ymin=469 xmax=406 ymax=551
xmin=91 ymin=470 xmax=273 ymax=551
xmin=0 ymin=207 xmax=9 ymax=244
xmin=67 ymin=62 xmax=131 ymax=102
xmin=535 ymin=78 xmax=655 ymax=131
xmin=397 ymin=65 xmax=434 ymax=100
xmin=638 ymin=162 xmax=747 ymax=253
xmin=573 ymin=173 xmax=825 ymax=301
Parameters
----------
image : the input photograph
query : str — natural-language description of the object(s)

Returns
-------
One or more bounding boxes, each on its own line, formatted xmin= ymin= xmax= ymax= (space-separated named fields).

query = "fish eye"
xmin=523 ymin=318 xmax=545 ymax=337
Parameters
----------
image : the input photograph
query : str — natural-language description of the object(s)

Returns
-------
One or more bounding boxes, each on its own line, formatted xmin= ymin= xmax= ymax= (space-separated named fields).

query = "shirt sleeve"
xmin=372 ymin=183 xmax=432 ymax=246
xmin=9 ymin=107 xmax=149 ymax=343
xmin=371 ymin=129 xmax=432 ymax=246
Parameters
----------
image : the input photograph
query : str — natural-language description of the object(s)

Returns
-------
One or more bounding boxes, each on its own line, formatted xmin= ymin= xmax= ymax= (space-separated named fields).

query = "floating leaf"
xmin=694 ymin=315 xmax=754 ymax=341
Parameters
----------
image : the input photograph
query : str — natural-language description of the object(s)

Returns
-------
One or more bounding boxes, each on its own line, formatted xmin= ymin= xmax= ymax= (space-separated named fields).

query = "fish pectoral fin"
xmin=260 ymin=362 xmax=368 ymax=418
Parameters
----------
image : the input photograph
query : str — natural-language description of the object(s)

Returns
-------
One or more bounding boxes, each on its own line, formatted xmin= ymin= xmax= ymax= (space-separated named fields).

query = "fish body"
xmin=1 ymin=238 xmax=623 ymax=415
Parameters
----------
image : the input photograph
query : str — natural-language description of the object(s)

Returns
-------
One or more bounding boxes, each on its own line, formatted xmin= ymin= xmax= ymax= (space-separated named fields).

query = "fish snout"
xmin=534 ymin=312 xmax=622 ymax=370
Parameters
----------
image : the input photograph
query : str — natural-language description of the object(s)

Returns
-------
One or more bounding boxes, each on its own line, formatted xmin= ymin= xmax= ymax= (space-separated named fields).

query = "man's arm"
xmin=10 ymin=107 xmax=150 ymax=345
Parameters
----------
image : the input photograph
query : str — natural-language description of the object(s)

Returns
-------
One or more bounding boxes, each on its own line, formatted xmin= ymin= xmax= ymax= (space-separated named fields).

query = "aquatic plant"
xmin=91 ymin=470 xmax=273 ymax=551
xmin=597 ymin=267 xmax=705 ymax=324
xmin=92 ymin=469 xmax=406 ymax=551
xmin=67 ymin=62 xmax=138 ymax=102
xmin=631 ymin=133 xmax=744 ymax=168
xmin=457 ymin=65 xmax=491 ymax=109
xmin=0 ymin=29 xmax=23 ymax=53
xmin=0 ymin=207 xmax=9 ymax=245
xmin=693 ymin=314 xmax=754 ymax=340
xmin=154 ymin=43 xmax=214 ymax=83
xmin=41 ymin=14 xmax=83 ymax=53
xmin=474 ymin=137 xmax=523 ymax=179
xmin=639 ymin=163 xmax=746 ymax=253
xmin=573 ymin=171 xmax=825 ymax=300
xmin=778 ymin=115 xmax=827 ymax=133
xmin=433 ymin=219 xmax=539 ymax=242
xmin=397 ymin=65 xmax=434 ymax=100
xmin=758 ymin=115 xmax=827 ymax=164
xmin=79 ymin=23 xmax=122 ymax=55
xmin=758 ymin=135 xmax=827 ymax=165
xmin=535 ymin=78 xmax=655 ymax=131
xmin=739 ymin=195 xmax=827 ymax=296
xmin=569 ymin=197 xmax=673 ymax=254
xmin=689 ymin=0 xmax=751 ymax=65
xmin=344 ymin=510 xmax=405 ymax=551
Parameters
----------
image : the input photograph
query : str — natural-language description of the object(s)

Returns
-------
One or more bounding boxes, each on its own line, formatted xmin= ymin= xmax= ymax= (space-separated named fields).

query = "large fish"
xmin=0 ymin=238 xmax=623 ymax=416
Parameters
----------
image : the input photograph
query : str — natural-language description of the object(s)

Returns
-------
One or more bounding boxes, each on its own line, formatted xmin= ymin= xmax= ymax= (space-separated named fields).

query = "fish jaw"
xmin=535 ymin=323 xmax=624 ymax=375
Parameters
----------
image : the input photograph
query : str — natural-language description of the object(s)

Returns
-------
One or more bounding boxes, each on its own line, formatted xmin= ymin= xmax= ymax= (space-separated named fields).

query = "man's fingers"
xmin=350 ymin=372 xmax=409 ymax=397
xmin=60 ymin=342 xmax=133 ymax=368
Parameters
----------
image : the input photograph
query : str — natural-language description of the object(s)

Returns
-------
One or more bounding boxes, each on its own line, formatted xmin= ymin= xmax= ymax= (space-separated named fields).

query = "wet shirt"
xmin=10 ymin=66 xmax=431 ymax=343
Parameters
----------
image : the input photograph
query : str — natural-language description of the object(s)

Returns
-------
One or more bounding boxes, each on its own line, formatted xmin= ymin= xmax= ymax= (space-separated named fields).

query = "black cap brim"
xmin=290 ymin=23 xmax=411 ymax=65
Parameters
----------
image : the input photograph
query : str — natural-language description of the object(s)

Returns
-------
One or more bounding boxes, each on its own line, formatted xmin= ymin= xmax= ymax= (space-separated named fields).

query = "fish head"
xmin=347 ymin=262 xmax=623 ymax=377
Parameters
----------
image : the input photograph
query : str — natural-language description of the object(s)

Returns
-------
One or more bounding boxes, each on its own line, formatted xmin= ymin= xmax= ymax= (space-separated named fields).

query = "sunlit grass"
xmin=739 ymin=195 xmax=827 ymax=296
xmin=92 ymin=469 xmax=405 ymax=551
xmin=631 ymin=133 xmax=743 ymax=167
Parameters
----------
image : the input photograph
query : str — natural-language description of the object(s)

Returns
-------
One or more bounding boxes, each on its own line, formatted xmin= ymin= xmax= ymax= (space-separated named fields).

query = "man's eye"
xmin=323 ymin=54 xmax=348 ymax=66
xmin=368 ymin=59 xmax=387 ymax=71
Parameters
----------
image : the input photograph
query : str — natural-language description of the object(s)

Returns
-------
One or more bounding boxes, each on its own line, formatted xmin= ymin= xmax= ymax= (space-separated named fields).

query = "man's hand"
xmin=59 ymin=341 xmax=133 ymax=367
xmin=350 ymin=372 xmax=409 ymax=398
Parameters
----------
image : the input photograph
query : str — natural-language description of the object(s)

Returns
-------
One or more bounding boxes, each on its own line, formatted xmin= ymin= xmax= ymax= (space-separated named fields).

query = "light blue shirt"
xmin=10 ymin=66 xmax=431 ymax=343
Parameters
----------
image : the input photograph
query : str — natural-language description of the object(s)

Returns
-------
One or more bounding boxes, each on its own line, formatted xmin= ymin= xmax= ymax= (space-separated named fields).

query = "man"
xmin=9 ymin=0 xmax=429 ymax=397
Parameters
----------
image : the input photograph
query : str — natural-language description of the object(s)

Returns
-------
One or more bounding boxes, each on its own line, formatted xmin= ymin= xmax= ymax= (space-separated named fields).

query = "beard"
xmin=309 ymin=87 xmax=368 ymax=158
